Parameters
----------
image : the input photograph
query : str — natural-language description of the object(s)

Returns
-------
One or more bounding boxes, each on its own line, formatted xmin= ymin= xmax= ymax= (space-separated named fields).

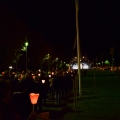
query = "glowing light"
xmin=32 ymin=75 xmax=35 ymax=79
xmin=25 ymin=42 xmax=28 ymax=47
xmin=9 ymin=66 xmax=12 ymax=69
xmin=52 ymin=72 xmax=54 ymax=75
xmin=72 ymin=63 xmax=90 ymax=69
xmin=38 ymin=74 xmax=41 ymax=77
xmin=105 ymin=60 xmax=110 ymax=65
xmin=12 ymin=72 xmax=15 ymax=74
xmin=49 ymin=75 xmax=51 ymax=78
xmin=56 ymin=58 xmax=58 ymax=61
xmin=42 ymin=80 xmax=45 ymax=83
xmin=29 ymin=93 xmax=39 ymax=104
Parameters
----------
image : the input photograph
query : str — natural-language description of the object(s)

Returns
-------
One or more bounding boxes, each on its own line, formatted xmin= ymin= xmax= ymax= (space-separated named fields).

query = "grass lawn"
xmin=64 ymin=73 xmax=120 ymax=120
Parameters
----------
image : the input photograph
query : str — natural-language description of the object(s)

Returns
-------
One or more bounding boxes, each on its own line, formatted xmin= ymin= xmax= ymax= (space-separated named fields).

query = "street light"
xmin=25 ymin=42 xmax=28 ymax=72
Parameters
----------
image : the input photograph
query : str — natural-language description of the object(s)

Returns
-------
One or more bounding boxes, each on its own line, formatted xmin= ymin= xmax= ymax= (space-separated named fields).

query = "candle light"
xmin=52 ymin=72 xmax=54 ymax=75
xmin=49 ymin=75 xmax=51 ymax=78
xmin=42 ymin=80 xmax=45 ymax=84
xmin=38 ymin=74 xmax=41 ymax=77
xmin=29 ymin=93 xmax=39 ymax=111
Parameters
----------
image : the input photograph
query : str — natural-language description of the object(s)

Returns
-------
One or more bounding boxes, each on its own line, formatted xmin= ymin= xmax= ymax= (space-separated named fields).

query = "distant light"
xmin=72 ymin=63 xmax=90 ymax=69
xmin=38 ymin=74 xmax=41 ymax=77
xmin=25 ymin=42 xmax=28 ymax=47
xmin=32 ymin=75 xmax=35 ymax=79
xmin=9 ymin=66 xmax=12 ymax=69
xmin=12 ymin=72 xmax=15 ymax=74
xmin=52 ymin=72 xmax=54 ymax=75
xmin=56 ymin=58 xmax=58 ymax=61
xmin=2 ymin=72 xmax=5 ymax=75
xmin=42 ymin=80 xmax=45 ymax=83
xmin=49 ymin=75 xmax=51 ymax=77
xmin=105 ymin=60 xmax=110 ymax=65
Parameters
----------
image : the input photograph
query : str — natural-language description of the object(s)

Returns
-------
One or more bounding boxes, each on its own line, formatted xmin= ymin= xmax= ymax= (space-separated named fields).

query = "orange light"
xmin=2 ymin=72 xmax=4 ymax=75
xmin=12 ymin=72 xmax=15 ymax=74
xmin=32 ymin=75 xmax=35 ymax=79
xmin=29 ymin=93 xmax=39 ymax=104
xmin=52 ymin=72 xmax=54 ymax=75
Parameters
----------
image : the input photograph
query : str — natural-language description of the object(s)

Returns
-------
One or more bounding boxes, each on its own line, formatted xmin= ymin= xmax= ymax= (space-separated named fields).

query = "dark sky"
xmin=1 ymin=0 xmax=120 ymax=61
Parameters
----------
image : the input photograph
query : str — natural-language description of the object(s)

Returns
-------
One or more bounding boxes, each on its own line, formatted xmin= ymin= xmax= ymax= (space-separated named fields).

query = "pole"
xmin=75 ymin=0 xmax=82 ymax=97
xmin=33 ymin=104 xmax=34 ymax=112
xmin=26 ymin=46 xmax=27 ymax=72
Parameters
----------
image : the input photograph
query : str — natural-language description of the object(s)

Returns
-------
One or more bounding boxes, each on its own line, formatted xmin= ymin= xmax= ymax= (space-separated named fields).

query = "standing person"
xmin=10 ymin=79 xmax=33 ymax=119
xmin=53 ymin=71 xmax=62 ymax=104
xmin=40 ymin=72 xmax=49 ymax=106
xmin=0 ymin=79 xmax=37 ymax=120
xmin=25 ymin=72 xmax=36 ymax=94
xmin=35 ymin=73 xmax=43 ymax=113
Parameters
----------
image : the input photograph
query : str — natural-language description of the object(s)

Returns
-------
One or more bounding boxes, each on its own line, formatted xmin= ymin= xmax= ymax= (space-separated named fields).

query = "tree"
xmin=0 ymin=2 xmax=28 ymax=71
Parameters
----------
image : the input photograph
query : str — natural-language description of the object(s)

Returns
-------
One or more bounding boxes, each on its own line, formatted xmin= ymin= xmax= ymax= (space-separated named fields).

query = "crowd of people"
xmin=0 ymin=70 xmax=76 ymax=120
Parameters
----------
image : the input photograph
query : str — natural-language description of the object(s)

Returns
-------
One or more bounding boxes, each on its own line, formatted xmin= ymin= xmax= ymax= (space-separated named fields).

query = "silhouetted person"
xmin=10 ymin=79 xmax=32 ymax=119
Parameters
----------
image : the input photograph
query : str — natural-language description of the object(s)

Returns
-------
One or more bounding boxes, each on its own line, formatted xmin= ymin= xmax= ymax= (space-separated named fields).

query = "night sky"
xmin=1 ymin=0 xmax=120 ymax=64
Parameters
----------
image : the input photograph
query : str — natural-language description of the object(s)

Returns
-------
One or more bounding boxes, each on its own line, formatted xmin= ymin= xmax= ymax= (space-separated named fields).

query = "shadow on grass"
xmin=67 ymin=96 xmax=99 ymax=104
xmin=43 ymin=107 xmax=82 ymax=119
xmin=82 ymin=91 xmax=97 ymax=95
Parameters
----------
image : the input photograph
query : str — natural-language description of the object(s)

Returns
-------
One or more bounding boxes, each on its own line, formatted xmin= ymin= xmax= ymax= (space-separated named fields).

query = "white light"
xmin=72 ymin=63 xmax=90 ymax=70
xmin=9 ymin=66 xmax=12 ymax=69
xmin=49 ymin=75 xmax=51 ymax=77
xmin=38 ymin=74 xmax=41 ymax=77
xmin=42 ymin=80 xmax=45 ymax=83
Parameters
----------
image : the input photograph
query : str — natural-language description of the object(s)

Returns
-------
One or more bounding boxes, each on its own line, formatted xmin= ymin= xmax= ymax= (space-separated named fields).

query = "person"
xmin=0 ymin=79 xmax=37 ymax=120
xmin=53 ymin=71 xmax=62 ymax=104
xmin=39 ymin=72 xmax=49 ymax=106
xmin=10 ymin=79 xmax=33 ymax=119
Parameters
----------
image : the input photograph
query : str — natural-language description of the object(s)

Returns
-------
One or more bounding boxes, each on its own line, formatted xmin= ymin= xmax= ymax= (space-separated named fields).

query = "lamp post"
xmin=25 ymin=42 xmax=28 ymax=72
